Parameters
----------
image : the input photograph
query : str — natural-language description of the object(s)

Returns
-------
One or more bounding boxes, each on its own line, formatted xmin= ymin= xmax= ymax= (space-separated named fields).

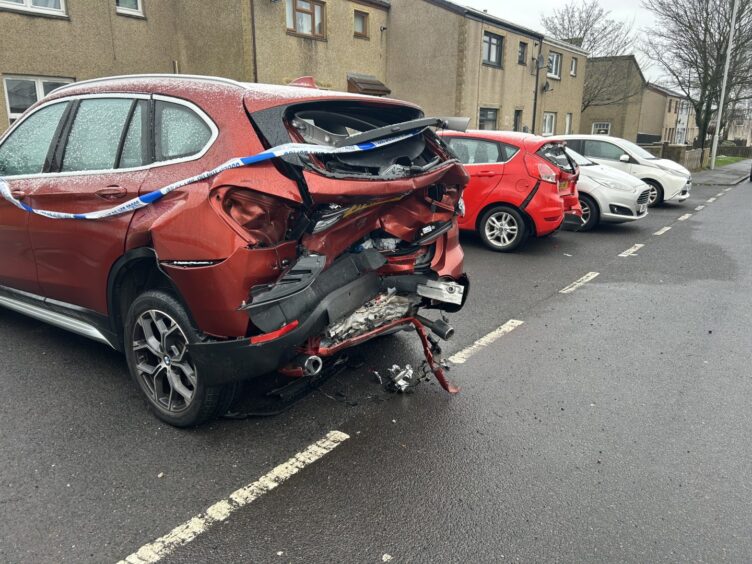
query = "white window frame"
xmin=0 ymin=0 xmax=66 ymax=16
xmin=547 ymin=51 xmax=562 ymax=79
xmin=565 ymin=112 xmax=573 ymax=135
xmin=3 ymin=74 xmax=74 ymax=123
xmin=591 ymin=122 xmax=611 ymax=135
xmin=115 ymin=0 xmax=143 ymax=17
xmin=570 ymin=57 xmax=578 ymax=77
xmin=542 ymin=112 xmax=556 ymax=136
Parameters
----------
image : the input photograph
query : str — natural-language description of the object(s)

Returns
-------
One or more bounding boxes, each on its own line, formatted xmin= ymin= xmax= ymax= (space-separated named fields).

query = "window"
xmin=119 ymin=100 xmax=148 ymax=169
xmin=537 ymin=144 xmax=575 ymax=174
xmin=667 ymin=100 xmax=672 ymax=113
xmin=570 ymin=57 xmax=578 ymax=76
xmin=3 ymin=75 xmax=73 ymax=123
xmin=513 ymin=109 xmax=523 ymax=132
xmin=565 ymin=112 xmax=573 ymax=134
xmin=0 ymin=102 xmax=67 ymax=176
xmin=354 ymin=10 xmax=368 ymax=38
xmin=115 ymin=0 xmax=143 ymax=16
xmin=518 ymin=42 xmax=528 ymax=65
xmin=155 ymin=100 xmax=212 ymax=161
xmin=285 ymin=0 xmax=326 ymax=38
xmin=61 ymin=98 xmax=134 ymax=172
xmin=482 ymin=32 xmax=503 ymax=67
xmin=542 ymin=112 xmax=556 ymax=136
xmin=0 ymin=0 xmax=66 ymax=16
xmin=547 ymin=51 xmax=562 ymax=79
xmin=478 ymin=108 xmax=498 ymax=130
xmin=582 ymin=140 xmax=626 ymax=161
xmin=446 ymin=138 xmax=518 ymax=165
xmin=591 ymin=122 xmax=611 ymax=135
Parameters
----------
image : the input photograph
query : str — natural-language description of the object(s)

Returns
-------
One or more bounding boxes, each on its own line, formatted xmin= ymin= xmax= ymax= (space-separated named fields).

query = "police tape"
xmin=0 ymin=131 xmax=420 ymax=220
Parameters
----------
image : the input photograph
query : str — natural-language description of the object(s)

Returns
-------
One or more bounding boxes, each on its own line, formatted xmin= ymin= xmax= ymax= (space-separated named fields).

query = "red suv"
xmin=0 ymin=75 xmax=469 ymax=426
xmin=438 ymin=131 xmax=581 ymax=251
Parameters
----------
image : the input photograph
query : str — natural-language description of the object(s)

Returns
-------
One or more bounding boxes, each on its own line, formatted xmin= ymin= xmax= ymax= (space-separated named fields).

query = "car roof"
xmin=439 ymin=129 xmax=557 ymax=152
xmin=552 ymin=134 xmax=625 ymax=144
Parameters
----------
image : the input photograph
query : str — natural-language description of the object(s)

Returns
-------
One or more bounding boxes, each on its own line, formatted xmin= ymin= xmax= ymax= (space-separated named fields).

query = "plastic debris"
xmin=387 ymin=364 xmax=416 ymax=392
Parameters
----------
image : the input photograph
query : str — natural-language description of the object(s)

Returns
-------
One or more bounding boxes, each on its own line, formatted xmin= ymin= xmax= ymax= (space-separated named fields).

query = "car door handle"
xmin=475 ymin=171 xmax=498 ymax=177
xmin=10 ymin=189 xmax=26 ymax=200
xmin=96 ymin=186 xmax=127 ymax=200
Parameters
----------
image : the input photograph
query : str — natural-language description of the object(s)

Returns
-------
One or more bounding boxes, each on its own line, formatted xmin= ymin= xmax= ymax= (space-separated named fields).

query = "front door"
xmin=0 ymin=100 xmax=69 ymax=294
xmin=582 ymin=139 xmax=632 ymax=173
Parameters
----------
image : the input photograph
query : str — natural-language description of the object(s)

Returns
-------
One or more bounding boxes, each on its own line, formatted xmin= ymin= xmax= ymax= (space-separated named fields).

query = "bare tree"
xmin=541 ymin=0 xmax=641 ymax=111
xmin=643 ymin=0 xmax=752 ymax=149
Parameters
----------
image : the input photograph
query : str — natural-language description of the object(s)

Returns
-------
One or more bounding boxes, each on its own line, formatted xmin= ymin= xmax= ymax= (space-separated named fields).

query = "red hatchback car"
xmin=438 ymin=131 xmax=582 ymax=251
xmin=0 ymin=75 xmax=470 ymax=426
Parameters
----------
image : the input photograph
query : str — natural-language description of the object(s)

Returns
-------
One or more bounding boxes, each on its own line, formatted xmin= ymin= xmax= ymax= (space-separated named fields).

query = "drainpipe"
xmin=250 ymin=0 xmax=259 ymax=82
xmin=531 ymin=41 xmax=542 ymax=134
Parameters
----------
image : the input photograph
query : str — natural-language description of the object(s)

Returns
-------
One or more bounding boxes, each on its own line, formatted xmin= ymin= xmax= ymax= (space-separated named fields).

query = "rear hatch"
xmin=536 ymin=142 xmax=582 ymax=216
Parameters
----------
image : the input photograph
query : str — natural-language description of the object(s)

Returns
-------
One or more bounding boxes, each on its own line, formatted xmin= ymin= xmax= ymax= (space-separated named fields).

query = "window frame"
xmin=547 ymin=51 xmax=562 ymax=79
xmin=478 ymin=107 xmax=499 ymax=130
xmin=353 ymin=9 xmax=369 ymax=39
xmin=0 ymin=0 xmax=66 ymax=17
xmin=445 ymin=136 xmax=519 ymax=165
xmin=591 ymin=122 xmax=611 ymax=135
xmin=3 ymin=74 xmax=73 ymax=124
xmin=570 ymin=57 xmax=578 ymax=77
xmin=542 ymin=112 xmax=556 ymax=136
xmin=286 ymin=0 xmax=327 ymax=40
xmin=0 ymin=93 xmax=218 ymax=179
xmin=517 ymin=42 xmax=528 ymax=66
xmin=115 ymin=0 xmax=144 ymax=17
xmin=482 ymin=31 xmax=504 ymax=68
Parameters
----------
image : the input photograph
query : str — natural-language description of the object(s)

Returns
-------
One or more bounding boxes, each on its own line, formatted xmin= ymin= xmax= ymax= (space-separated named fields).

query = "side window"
xmin=583 ymin=140 xmax=625 ymax=161
xmin=537 ymin=144 xmax=575 ymax=174
xmin=155 ymin=101 xmax=212 ymax=162
xmin=447 ymin=138 xmax=501 ymax=165
xmin=119 ymin=100 xmax=148 ymax=169
xmin=61 ymin=98 xmax=133 ymax=172
xmin=498 ymin=142 xmax=520 ymax=162
xmin=566 ymin=139 xmax=583 ymax=153
xmin=0 ymin=102 xmax=68 ymax=176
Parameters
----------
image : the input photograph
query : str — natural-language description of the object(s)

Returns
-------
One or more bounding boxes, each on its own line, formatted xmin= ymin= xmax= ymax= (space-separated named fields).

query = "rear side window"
xmin=119 ymin=100 xmax=148 ymax=169
xmin=583 ymin=140 xmax=625 ymax=161
xmin=537 ymin=144 xmax=575 ymax=173
xmin=447 ymin=138 xmax=518 ymax=165
xmin=62 ymin=98 xmax=133 ymax=172
xmin=0 ymin=102 xmax=67 ymax=176
xmin=155 ymin=101 xmax=212 ymax=161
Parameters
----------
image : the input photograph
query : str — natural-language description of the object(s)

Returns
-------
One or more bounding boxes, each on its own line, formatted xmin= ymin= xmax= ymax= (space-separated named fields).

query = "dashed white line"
xmin=118 ymin=431 xmax=350 ymax=564
xmin=654 ymin=226 xmax=672 ymax=235
xmin=695 ymin=205 xmax=705 ymax=211
xmin=707 ymin=197 xmax=717 ymax=203
xmin=725 ymin=187 xmax=733 ymax=192
xmin=618 ymin=243 xmax=644 ymax=257
xmin=448 ymin=319 xmax=524 ymax=364
xmin=677 ymin=213 xmax=692 ymax=221
xmin=716 ymin=192 xmax=724 ymax=197
xmin=559 ymin=272 xmax=600 ymax=294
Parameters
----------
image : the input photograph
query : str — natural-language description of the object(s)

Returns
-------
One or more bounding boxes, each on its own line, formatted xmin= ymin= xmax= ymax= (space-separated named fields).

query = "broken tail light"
xmin=212 ymin=187 xmax=297 ymax=247
xmin=524 ymin=154 xmax=557 ymax=184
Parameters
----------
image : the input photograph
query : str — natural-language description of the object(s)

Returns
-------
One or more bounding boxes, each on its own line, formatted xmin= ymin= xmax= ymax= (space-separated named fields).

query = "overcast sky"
xmin=461 ymin=0 xmax=661 ymax=78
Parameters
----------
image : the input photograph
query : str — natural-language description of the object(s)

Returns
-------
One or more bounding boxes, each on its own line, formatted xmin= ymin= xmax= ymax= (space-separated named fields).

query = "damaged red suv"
xmin=0 ymin=75 xmax=469 ymax=426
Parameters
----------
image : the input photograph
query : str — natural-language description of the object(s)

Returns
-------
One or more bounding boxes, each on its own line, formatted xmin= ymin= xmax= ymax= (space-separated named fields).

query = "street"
xmin=2 ymin=166 xmax=751 ymax=563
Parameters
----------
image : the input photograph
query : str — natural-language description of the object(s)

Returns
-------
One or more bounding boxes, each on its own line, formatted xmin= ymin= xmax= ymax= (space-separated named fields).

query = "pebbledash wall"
xmin=0 ymin=0 xmax=584 ymax=135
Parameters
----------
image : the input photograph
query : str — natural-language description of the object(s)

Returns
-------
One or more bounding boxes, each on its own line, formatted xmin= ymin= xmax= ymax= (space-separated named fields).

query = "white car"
xmin=565 ymin=148 xmax=650 ymax=231
xmin=555 ymin=135 xmax=692 ymax=206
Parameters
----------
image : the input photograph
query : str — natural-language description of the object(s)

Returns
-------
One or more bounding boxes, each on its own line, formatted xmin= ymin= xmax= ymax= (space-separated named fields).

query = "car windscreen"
xmin=619 ymin=139 xmax=658 ymax=160
xmin=537 ymin=143 xmax=576 ymax=174
xmin=565 ymin=147 xmax=596 ymax=166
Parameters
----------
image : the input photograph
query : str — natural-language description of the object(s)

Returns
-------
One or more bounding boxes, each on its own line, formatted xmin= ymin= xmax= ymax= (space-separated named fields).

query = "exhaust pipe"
xmin=303 ymin=355 xmax=323 ymax=377
xmin=416 ymin=315 xmax=455 ymax=341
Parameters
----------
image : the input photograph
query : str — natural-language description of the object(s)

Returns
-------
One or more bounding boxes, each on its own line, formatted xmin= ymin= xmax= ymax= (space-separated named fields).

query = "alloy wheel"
xmin=485 ymin=211 xmax=519 ymax=249
xmin=131 ymin=309 xmax=197 ymax=414
xmin=580 ymin=197 xmax=591 ymax=224
xmin=648 ymin=185 xmax=659 ymax=205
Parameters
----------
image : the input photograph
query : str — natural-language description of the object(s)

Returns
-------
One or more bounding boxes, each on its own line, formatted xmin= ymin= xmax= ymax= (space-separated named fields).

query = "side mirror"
xmin=619 ymin=154 xmax=630 ymax=163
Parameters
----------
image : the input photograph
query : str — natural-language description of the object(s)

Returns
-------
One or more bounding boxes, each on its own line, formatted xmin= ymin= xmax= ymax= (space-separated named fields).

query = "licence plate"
xmin=639 ymin=204 xmax=647 ymax=214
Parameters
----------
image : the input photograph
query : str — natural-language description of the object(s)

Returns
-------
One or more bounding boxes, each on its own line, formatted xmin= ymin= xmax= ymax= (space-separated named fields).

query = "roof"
xmin=425 ymin=0 xmax=544 ymax=39
xmin=542 ymin=36 xmax=590 ymax=57
xmin=646 ymin=82 xmax=685 ymax=99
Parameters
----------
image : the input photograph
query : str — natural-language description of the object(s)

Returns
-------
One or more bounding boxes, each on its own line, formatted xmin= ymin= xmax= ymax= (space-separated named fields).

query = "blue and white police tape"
xmin=0 ymin=131 xmax=421 ymax=220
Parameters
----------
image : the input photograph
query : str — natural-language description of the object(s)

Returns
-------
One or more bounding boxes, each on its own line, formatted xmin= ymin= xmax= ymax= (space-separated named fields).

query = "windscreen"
xmin=565 ymin=147 xmax=596 ymax=166
xmin=620 ymin=139 xmax=659 ymax=160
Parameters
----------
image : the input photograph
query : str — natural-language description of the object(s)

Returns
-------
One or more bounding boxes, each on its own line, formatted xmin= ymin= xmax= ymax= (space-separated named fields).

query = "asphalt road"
xmin=1 ymin=175 xmax=751 ymax=563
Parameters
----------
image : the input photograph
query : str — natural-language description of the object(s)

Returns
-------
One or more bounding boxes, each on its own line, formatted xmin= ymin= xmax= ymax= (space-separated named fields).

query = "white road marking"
xmin=118 ymin=431 xmax=350 ymax=564
xmin=725 ymin=187 xmax=733 ymax=192
xmin=707 ymin=197 xmax=716 ymax=203
xmin=716 ymin=192 xmax=724 ymax=197
xmin=677 ymin=213 xmax=692 ymax=221
xmin=654 ymin=226 xmax=672 ymax=235
xmin=695 ymin=205 xmax=705 ymax=211
xmin=559 ymin=272 xmax=600 ymax=294
xmin=618 ymin=243 xmax=644 ymax=257
xmin=448 ymin=319 xmax=524 ymax=365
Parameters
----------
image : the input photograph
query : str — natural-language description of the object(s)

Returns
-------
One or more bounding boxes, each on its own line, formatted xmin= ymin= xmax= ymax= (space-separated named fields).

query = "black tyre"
xmin=478 ymin=205 xmax=529 ymax=252
xmin=645 ymin=180 xmax=664 ymax=207
xmin=578 ymin=193 xmax=600 ymax=232
xmin=124 ymin=290 xmax=235 ymax=427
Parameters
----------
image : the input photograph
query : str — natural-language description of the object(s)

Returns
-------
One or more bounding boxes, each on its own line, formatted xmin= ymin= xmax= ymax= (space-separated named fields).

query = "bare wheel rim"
xmin=132 ymin=309 xmax=197 ymax=414
xmin=580 ymin=198 xmax=591 ymax=223
xmin=484 ymin=211 xmax=519 ymax=248
xmin=648 ymin=185 xmax=659 ymax=204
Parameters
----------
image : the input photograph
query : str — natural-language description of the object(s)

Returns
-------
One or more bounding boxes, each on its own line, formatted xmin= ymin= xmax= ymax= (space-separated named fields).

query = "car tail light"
xmin=524 ymin=154 xmax=557 ymax=184
xmin=212 ymin=187 xmax=296 ymax=247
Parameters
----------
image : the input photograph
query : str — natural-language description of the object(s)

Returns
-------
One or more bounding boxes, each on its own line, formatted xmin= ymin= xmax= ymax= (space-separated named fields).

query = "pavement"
xmin=692 ymin=158 xmax=751 ymax=185
xmin=1 ymin=177 xmax=752 ymax=563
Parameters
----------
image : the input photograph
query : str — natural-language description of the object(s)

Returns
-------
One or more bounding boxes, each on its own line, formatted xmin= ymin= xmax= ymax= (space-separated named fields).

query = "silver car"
xmin=566 ymin=148 xmax=651 ymax=231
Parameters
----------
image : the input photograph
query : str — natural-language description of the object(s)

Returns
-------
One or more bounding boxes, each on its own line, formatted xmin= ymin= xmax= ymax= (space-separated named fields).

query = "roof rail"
xmin=52 ymin=74 xmax=247 ymax=93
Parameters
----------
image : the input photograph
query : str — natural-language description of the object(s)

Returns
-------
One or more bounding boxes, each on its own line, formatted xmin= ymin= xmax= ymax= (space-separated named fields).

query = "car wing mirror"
xmin=619 ymin=154 xmax=631 ymax=163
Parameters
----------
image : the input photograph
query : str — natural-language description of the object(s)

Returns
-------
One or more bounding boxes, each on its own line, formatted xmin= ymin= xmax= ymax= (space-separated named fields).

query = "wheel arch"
xmin=475 ymin=201 xmax=536 ymax=236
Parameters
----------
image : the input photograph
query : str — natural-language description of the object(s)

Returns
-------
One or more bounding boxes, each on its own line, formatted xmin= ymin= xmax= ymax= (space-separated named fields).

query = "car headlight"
xmin=592 ymin=177 xmax=635 ymax=192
